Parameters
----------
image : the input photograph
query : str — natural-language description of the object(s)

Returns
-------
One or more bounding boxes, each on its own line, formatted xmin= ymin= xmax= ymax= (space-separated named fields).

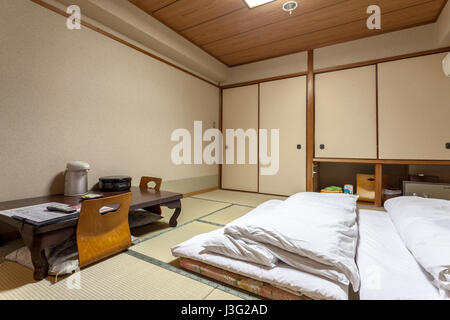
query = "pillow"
xmin=287 ymin=192 xmax=359 ymax=212
xmin=5 ymin=235 xmax=139 ymax=277
xmin=6 ymin=241 xmax=79 ymax=276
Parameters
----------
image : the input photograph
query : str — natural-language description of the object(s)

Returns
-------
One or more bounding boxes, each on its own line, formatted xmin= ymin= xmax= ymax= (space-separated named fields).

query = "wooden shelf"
xmin=313 ymin=158 xmax=450 ymax=165
xmin=357 ymin=201 xmax=377 ymax=206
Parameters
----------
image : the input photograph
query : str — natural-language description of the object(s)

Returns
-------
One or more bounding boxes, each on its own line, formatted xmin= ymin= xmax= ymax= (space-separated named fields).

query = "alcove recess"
xmin=313 ymin=162 xmax=409 ymax=206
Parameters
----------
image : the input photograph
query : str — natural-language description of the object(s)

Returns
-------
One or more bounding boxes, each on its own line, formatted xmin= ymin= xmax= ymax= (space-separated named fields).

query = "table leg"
xmin=19 ymin=224 xmax=75 ymax=281
xmin=163 ymin=200 xmax=182 ymax=227
xmin=30 ymin=247 xmax=49 ymax=281
xmin=169 ymin=207 xmax=181 ymax=227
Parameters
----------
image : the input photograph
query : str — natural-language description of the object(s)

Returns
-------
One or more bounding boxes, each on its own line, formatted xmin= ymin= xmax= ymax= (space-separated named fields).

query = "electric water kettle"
xmin=64 ymin=161 xmax=90 ymax=196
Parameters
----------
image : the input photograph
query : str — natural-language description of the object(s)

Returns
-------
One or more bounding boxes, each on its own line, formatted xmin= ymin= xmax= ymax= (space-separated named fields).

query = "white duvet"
xmin=357 ymin=209 xmax=448 ymax=300
xmin=172 ymin=192 xmax=360 ymax=299
xmin=386 ymin=197 xmax=450 ymax=293
xmin=221 ymin=193 xmax=360 ymax=290
xmin=171 ymin=228 xmax=349 ymax=300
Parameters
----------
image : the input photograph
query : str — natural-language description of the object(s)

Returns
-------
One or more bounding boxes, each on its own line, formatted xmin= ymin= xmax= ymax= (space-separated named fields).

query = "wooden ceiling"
xmin=129 ymin=0 xmax=448 ymax=66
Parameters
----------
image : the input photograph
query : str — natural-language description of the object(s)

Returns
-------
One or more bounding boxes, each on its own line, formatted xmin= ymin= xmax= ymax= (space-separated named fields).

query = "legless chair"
xmin=139 ymin=177 xmax=162 ymax=215
xmin=139 ymin=176 xmax=162 ymax=191
xmin=77 ymin=193 xmax=132 ymax=268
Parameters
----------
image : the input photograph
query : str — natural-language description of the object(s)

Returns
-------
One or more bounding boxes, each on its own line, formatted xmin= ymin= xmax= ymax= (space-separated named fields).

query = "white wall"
xmin=54 ymin=0 xmax=228 ymax=83
xmin=0 ymin=0 xmax=219 ymax=201
xmin=53 ymin=0 xmax=449 ymax=85
xmin=223 ymin=23 xmax=446 ymax=85
xmin=314 ymin=24 xmax=441 ymax=70
xmin=222 ymin=52 xmax=308 ymax=86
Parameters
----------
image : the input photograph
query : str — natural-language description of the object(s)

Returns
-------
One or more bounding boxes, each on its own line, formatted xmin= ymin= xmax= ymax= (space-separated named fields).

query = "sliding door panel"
xmin=378 ymin=52 xmax=450 ymax=160
xmin=315 ymin=66 xmax=377 ymax=159
xmin=222 ymin=85 xmax=259 ymax=192
xmin=259 ymin=77 xmax=307 ymax=196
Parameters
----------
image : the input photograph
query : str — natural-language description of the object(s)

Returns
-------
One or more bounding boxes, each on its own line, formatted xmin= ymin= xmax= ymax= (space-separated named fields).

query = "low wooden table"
xmin=0 ymin=187 xmax=182 ymax=280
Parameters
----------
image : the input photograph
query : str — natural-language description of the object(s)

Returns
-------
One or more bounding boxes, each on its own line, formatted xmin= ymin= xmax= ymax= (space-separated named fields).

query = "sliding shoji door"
xmin=315 ymin=66 xmax=378 ymax=159
xmin=259 ymin=77 xmax=307 ymax=196
xmin=378 ymin=52 xmax=450 ymax=160
xmin=222 ymin=85 xmax=259 ymax=192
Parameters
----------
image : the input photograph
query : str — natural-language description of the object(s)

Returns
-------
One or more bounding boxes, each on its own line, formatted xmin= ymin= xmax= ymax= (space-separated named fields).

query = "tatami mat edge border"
xmin=126 ymin=251 xmax=258 ymax=300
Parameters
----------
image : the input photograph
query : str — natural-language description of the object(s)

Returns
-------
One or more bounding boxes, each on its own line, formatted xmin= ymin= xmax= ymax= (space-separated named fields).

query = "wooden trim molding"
xmin=220 ymin=72 xmax=308 ymax=89
xmin=374 ymin=164 xmax=383 ymax=207
xmin=257 ymin=83 xmax=261 ymax=193
xmin=221 ymin=188 xmax=288 ymax=198
xmin=30 ymin=0 xmax=219 ymax=88
xmin=184 ymin=186 xmax=219 ymax=198
xmin=306 ymin=50 xmax=315 ymax=192
xmin=218 ymin=88 xmax=223 ymax=189
xmin=314 ymin=158 xmax=450 ymax=165
xmin=375 ymin=64 xmax=380 ymax=159
xmin=314 ymin=47 xmax=450 ymax=74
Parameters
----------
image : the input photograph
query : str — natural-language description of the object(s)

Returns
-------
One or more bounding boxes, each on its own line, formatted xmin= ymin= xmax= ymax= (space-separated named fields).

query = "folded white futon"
xmin=172 ymin=192 xmax=361 ymax=300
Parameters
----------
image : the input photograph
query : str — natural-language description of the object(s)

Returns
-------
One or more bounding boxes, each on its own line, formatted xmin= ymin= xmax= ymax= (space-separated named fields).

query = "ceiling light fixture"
xmin=282 ymin=1 xmax=298 ymax=15
xmin=244 ymin=0 xmax=276 ymax=9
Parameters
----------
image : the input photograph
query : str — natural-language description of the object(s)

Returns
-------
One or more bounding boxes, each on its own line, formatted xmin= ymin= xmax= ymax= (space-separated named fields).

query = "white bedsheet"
xmin=357 ymin=209 xmax=449 ymax=300
xmin=172 ymin=228 xmax=349 ymax=300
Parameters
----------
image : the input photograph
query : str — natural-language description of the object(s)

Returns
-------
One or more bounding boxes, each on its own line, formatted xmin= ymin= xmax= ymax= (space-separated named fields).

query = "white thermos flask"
xmin=64 ymin=161 xmax=90 ymax=196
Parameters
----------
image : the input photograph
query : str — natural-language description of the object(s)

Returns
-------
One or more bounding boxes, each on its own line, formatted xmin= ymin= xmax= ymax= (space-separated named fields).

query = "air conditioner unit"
xmin=444 ymin=53 xmax=450 ymax=77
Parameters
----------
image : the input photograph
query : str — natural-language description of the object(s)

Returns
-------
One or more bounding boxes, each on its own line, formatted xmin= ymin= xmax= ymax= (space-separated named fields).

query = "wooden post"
xmin=375 ymin=164 xmax=383 ymax=207
xmin=219 ymin=88 xmax=223 ymax=189
xmin=306 ymin=50 xmax=315 ymax=192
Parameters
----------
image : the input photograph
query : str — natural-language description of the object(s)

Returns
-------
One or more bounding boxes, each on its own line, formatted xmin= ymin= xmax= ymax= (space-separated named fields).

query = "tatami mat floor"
xmin=191 ymin=190 xmax=287 ymax=207
xmin=131 ymin=221 xmax=220 ymax=263
xmin=199 ymin=205 xmax=253 ymax=226
xmin=0 ymin=190 xmax=277 ymax=300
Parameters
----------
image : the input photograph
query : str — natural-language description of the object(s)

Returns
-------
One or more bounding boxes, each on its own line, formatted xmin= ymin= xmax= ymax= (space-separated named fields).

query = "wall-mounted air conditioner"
xmin=444 ymin=53 xmax=450 ymax=77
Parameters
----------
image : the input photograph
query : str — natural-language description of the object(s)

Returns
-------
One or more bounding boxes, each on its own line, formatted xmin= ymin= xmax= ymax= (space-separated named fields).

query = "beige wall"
xmin=0 ymin=0 xmax=219 ymax=202
xmin=314 ymin=24 xmax=440 ymax=70
xmin=437 ymin=1 xmax=450 ymax=46
xmin=222 ymin=51 xmax=308 ymax=86
xmin=54 ymin=0 xmax=227 ymax=83
xmin=223 ymin=23 xmax=443 ymax=85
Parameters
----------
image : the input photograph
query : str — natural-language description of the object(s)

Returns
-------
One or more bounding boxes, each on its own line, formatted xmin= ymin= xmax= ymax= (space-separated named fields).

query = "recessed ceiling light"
xmin=244 ymin=0 xmax=276 ymax=9
xmin=282 ymin=1 xmax=298 ymax=14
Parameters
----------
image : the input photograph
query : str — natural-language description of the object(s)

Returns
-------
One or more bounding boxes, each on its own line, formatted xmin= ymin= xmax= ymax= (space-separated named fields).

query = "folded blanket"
xmin=203 ymin=232 xmax=278 ymax=268
xmin=172 ymin=228 xmax=349 ymax=300
xmin=203 ymin=230 xmax=350 ymax=285
xmin=386 ymin=196 xmax=450 ymax=292
xmin=217 ymin=193 xmax=360 ymax=290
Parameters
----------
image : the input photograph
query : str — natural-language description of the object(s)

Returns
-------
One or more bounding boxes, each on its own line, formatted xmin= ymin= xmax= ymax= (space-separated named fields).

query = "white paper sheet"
xmin=0 ymin=202 xmax=78 ymax=223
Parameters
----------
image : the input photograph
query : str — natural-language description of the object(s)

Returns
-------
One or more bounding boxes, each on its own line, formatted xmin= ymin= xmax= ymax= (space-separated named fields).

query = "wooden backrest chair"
xmin=139 ymin=176 xmax=163 ymax=214
xmin=139 ymin=176 xmax=162 ymax=191
xmin=77 ymin=193 xmax=132 ymax=268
